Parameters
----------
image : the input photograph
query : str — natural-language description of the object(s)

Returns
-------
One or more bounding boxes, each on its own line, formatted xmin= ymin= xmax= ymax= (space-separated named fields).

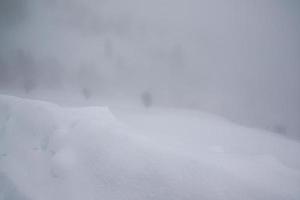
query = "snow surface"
xmin=0 ymin=95 xmax=300 ymax=200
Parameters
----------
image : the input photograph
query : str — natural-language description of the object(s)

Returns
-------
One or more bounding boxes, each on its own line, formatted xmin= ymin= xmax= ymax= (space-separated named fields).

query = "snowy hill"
xmin=0 ymin=95 xmax=300 ymax=200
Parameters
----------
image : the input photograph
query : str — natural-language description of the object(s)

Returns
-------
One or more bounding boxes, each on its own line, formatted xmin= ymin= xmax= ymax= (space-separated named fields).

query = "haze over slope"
xmin=0 ymin=0 xmax=300 ymax=137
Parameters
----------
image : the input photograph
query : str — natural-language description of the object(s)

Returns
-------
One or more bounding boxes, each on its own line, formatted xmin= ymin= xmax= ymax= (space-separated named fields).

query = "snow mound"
xmin=0 ymin=95 xmax=300 ymax=200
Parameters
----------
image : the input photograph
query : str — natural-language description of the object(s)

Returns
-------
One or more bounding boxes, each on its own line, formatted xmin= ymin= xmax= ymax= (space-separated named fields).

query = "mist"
xmin=1 ymin=1 xmax=300 ymax=199
xmin=1 ymin=0 xmax=300 ymax=137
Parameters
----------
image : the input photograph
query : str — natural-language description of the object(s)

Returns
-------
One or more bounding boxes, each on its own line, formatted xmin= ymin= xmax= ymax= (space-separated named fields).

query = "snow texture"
xmin=0 ymin=95 xmax=300 ymax=200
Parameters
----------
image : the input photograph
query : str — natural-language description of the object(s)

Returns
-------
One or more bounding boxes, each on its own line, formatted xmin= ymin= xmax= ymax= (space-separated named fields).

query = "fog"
xmin=0 ymin=0 xmax=300 ymax=138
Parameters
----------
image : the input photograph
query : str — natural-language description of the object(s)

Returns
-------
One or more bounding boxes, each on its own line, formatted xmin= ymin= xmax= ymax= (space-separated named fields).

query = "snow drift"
xmin=0 ymin=95 xmax=300 ymax=200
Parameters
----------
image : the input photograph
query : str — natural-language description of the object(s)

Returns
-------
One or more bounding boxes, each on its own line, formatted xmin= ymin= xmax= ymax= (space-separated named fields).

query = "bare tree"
xmin=15 ymin=49 xmax=37 ymax=93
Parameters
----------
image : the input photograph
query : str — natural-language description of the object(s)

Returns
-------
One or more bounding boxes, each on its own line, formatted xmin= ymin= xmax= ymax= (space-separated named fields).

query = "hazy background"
xmin=0 ymin=0 xmax=299 ymax=138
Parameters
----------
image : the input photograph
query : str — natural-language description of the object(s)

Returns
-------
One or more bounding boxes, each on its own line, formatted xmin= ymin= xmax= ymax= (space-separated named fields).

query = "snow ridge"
xmin=0 ymin=95 xmax=299 ymax=200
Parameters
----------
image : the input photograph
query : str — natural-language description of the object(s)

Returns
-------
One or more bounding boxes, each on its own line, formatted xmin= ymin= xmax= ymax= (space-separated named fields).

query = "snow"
xmin=0 ymin=95 xmax=300 ymax=200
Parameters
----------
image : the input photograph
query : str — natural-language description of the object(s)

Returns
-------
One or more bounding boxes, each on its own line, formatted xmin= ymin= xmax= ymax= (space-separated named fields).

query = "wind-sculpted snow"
xmin=0 ymin=95 xmax=300 ymax=200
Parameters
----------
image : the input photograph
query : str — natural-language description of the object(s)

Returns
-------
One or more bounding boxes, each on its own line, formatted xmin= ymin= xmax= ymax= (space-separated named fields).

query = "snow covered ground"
xmin=0 ymin=94 xmax=300 ymax=200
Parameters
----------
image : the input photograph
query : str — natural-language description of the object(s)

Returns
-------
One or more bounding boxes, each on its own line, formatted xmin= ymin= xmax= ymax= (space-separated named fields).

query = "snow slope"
xmin=0 ymin=95 xmax=300 ymax=200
